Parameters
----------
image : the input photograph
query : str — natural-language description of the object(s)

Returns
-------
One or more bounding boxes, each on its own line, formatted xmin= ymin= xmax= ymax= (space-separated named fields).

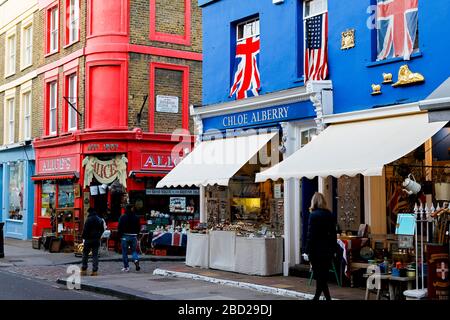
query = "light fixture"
xmin=403 ymin=173 xmax=421 ymax=195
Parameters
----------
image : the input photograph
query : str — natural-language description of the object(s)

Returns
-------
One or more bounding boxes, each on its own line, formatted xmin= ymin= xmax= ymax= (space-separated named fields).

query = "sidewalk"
xmin=1 ymin=238 xmax=184 ymax=267
xmin=3 ymin=238 xmax=366 ymax=300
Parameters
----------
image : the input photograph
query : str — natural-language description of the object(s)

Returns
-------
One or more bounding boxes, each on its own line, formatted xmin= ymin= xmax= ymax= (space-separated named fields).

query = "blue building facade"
xmin=0 ymin=145 xmax=35 ymax=240
xmin=195 ymin=0 xmax=449 ymax=276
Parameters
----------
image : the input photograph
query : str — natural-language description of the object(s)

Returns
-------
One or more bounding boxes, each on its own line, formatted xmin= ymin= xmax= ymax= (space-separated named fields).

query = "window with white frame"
xmin=23 ymin=91 xmax=32 ymax=140
xmin=69 ymin=0 xmax=80 ymax=43
xmin=300 ymin=128 xmax=318 ymax=147
xmin=6 ymin=34 xmax=16 ymax=75
xmin=236 ymin=19 xmax=260 ymax=42
xmin=7 ymin=98 xmax=15 ymax=144
xmin=50 ymin=6 xmax=59 ymax=52
xmin=22 ymin=23 xmax=33 ymax=67
xmin=49 ymin=82 xmax=57 ymax=134
xmin=68 ymin=74 xmax=77 ymax=130
xmin=304 ymin=0 xmax=327 ymax=19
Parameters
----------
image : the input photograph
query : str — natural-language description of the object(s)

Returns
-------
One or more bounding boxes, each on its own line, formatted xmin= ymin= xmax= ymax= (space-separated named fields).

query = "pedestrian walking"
xmin=118 ymin=204 xmax=141 ymax=272
xmin=81 ymin=207 xmax=105 ymax=276
xmin=305 ymin=192 xmax=337 ymax=301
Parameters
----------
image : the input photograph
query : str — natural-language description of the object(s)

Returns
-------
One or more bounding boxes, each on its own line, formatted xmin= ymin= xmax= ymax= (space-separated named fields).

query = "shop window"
xmin=46 ymin=3 xmax=59 ymax=54
xmin=66 ymin=0 xmax=80 ymax=45
xmin=41 ymin=181 xmax=56 ymax=217
xmin=9 ymin=162 xmax=25 ymax=221
xmin=58 ymin=181 xmax=75 ymax=208
xmin=300 ymin=128 xmax=317 ymax=147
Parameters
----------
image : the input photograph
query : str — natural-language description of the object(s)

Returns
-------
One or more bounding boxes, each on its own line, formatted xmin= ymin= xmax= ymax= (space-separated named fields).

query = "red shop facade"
xmin=31 ymin=129 xmax=196 ymax=237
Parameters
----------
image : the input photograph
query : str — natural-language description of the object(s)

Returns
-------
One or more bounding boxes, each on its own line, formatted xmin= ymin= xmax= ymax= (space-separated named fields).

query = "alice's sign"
xmin=141 ymin=153 xmax=179 ymax=171
xmin=82 ymin=155 xmax=128 ymax=188
xmin=38 ymin=155 xmax=77 ymax=174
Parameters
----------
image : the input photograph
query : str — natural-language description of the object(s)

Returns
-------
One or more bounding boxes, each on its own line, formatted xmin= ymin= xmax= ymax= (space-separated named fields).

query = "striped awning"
xmin=31 ymin=172 xmax=79 ymax=182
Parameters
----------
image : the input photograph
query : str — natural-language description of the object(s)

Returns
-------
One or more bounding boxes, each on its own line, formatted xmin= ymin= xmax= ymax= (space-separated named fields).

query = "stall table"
xmin=186 ymin=232 xmax=209 ymax=268
xmin=206 ymin=230 xmax=283 ymax=276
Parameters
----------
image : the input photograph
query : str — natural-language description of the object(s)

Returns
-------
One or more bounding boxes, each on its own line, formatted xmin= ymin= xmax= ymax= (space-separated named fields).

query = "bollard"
xmin=0 ymin=222 xmax=4 ymax=258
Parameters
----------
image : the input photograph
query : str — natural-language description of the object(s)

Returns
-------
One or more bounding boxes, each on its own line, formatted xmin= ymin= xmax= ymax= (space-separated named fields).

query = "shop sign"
xmin=156 ymin=95 xmax=179 ymax=113
xmin=141 ymin=153 xmax=179 ymax=171
xmin=202 ymin=100 xmax=315 ymax=131
xmin=38 ymin=155 xmax=77 ymax=174
xmin=146 ymin=189 xmax=199 ymax=195
xmin=86 ymin=143 xmax=121 ymax=152
xmin=82 ymin=155 xmax=128 ymax=188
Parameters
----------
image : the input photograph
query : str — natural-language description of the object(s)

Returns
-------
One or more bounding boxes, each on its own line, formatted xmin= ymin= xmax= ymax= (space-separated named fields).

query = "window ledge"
xmin=20 ymin=63 xmax=33 ymax=72
xmin=42 ymin=134 xmax=58 ymax=139
xmin=45 ymin=50 xmax=59 ymax=58
xmin=366 ymin=51 xmax=423 ymax=68
xmin=4 ymin=72 xmax=16 ymax=79
xmin=63 ymin=40 xmax=79 ymax=50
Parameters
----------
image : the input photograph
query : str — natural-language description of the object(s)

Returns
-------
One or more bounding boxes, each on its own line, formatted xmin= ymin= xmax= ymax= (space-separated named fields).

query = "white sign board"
xmin=274 ymin=184 xmax=282 ymax=198
xmin=156 ymin=95 xmax=179 ymax=113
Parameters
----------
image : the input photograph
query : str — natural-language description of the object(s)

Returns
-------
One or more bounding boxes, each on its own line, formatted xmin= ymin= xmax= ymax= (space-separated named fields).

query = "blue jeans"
xmin=121 ymin=235 xmax=139 ymax=268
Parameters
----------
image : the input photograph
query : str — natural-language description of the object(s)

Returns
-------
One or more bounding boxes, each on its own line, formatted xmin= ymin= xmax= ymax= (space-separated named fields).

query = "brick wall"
xmin=128 ymin=54 xmax=201 ymax=135
xmin=130 ymin=0 xmax=202 ymax=53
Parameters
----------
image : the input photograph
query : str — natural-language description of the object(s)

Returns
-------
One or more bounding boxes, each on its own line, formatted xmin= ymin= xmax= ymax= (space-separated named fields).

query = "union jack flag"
xmin=377 ymin=0 xmax=419 ymax=61
xmin=230 ymin=36 xmax=261 ymax=100
xmin=304 ymin=13 xmax=328 ymax=82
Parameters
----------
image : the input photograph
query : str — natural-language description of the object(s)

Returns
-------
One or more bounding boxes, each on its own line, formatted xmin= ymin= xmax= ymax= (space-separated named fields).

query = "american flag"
xmin=305 ymin=13 xmax=328 ymax=81
xmin=377 ymin=0 xmax=419 ymax=61
xmin=230 ymin=36 xmax=261 ymax=100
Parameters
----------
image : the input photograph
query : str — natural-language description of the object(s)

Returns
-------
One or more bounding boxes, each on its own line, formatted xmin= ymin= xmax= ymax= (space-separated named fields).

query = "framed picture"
xmin=74 ymin=184 xmax=81 ymax=198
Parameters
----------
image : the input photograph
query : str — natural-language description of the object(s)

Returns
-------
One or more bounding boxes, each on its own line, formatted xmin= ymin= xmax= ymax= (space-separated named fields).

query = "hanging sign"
xmin=82 ymin=155 xmax=128 ymax=188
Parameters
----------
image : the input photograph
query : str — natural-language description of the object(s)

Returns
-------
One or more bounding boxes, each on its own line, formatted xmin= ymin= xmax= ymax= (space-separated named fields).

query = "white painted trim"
xmin=323 ymin=102 xmax=423 ymax=124
xmin=0 ymin=70 xmax=37 ymax=93
xmin=0 ymin=4 xmax=38 ymax=35
xmin=192 ymin=86 xmax=312 ymax=119
xmin=152 ymin=268 xmax=333 ymax=300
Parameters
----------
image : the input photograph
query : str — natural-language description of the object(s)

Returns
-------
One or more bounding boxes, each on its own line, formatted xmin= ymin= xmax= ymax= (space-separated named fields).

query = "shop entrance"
xmin=90 ymin=178 xmax=125 ymax=224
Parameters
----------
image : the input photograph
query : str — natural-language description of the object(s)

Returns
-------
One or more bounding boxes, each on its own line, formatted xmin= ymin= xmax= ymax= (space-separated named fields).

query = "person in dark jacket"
xmin=305 ymin=192 xmax=337 ymax=301
xmin=118 ymin=204 xmax=141 ymax=272
xmin=81 ymin=207 xmax=104 ymax=276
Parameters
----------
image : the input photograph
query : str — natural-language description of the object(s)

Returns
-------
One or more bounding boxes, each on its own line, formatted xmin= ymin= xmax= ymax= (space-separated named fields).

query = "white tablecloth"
xmin=186 ymin=233 xmax=210 ymax=268
xmin=209 ymin=231 xmax=236 ymax=272
xmin=235 ymin=237 xmax=283 ymax=276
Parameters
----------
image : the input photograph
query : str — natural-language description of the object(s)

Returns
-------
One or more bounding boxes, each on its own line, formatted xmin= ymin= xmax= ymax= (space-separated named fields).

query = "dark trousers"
xmin=81 ymin=240 xmax=100 ymax=272
xmin=311 ymin=256 xmax=332 ymax=301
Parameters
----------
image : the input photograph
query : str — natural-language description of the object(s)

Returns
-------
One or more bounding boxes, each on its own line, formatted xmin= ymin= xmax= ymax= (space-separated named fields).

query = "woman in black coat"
xmin=305 ymin=192 xmax=337 ymax=301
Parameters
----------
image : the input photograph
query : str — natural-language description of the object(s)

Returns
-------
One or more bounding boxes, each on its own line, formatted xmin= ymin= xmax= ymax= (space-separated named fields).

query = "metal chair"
xmin=308 ymin=260 xmax=341 ymax=287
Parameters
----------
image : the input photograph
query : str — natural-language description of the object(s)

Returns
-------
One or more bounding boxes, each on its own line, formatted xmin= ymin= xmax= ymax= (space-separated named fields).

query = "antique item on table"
xmin=392 ymin=65 xmax=425 ymax=87
xmin=382 ymin=72 xmax=393 ymax=83
xmin=398 ymin=235 xmax=414 ymax=249
xmin=341 ymin=29 xmax=355 ymax=50
xmin=360 ymin=246 xmax=374 ymax=260
xmin=371 ymin=84 xmax=382 ymax=95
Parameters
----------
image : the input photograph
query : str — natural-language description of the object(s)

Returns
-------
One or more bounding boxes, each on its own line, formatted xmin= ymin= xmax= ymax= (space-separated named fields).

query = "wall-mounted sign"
xmin=202 ymin=100 xmax=314 ymax=131
xmin=146 ymin=189 xmax=199 ymax=195
xmin=156 ymin=95 xmax=179 ymax=113
xmin=82 ymin=155 xmax=128 ymax=188
xmin=341 ymin=29 xmax=355 ymax=50
xmin=141 ymin=153 xmax=179 ymax=171
xmin=86 ymin=143 xmax=121 ymax=152
xmin=38 ymin=155 xmax=77 ymax=174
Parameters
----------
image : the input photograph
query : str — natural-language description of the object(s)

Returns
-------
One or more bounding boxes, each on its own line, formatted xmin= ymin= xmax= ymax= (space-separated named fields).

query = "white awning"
xmin=157 ymin=132 xmax=277 ymax=188
xmin=256 ymin=113 xmax=448 ymax=181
